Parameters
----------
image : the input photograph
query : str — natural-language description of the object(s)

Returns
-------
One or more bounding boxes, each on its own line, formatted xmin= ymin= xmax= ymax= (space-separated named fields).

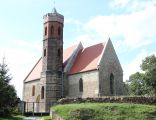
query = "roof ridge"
xmin=83 ymin=42 xmax=105 ymax=50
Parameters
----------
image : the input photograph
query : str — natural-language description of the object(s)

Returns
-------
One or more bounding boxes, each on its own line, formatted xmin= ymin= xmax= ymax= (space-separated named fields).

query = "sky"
xmin=0 ymin=0 xmax=156 ymax=99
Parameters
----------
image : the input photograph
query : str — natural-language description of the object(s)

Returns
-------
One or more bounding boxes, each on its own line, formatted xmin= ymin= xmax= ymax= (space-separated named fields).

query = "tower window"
xmin=32 ymin=85 xmax=35 ymax=96
xmin=41 ymin=86 xmax=44 ymax=99
xmin=44 ymin=49 xmax=46 ymax=57
xmin=58 ymin=27 xmax=61 ymax=36
xmin=79 ymin=78 xmax=83 ymax=92
xmin=110 ymin=73 xmax=114 ymax=95
xmin=51 ymin=26 xmax=54 ymax=36
xmin=45 ymin=27 xmax=47 ymax=36
xmin=57 ymin=49 xmax=61 ymax=57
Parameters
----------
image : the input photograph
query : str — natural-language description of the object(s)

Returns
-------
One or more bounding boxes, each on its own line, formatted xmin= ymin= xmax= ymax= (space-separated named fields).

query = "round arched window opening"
xmin=57 ymin=48 xmax=61 ymax=57
xmin=79 ymin=78 xmax=83 ymax=92
xmin=44 ymin=27 xmax=47 ymax=36
xmin=51 ymin=26 xmax=54 ymax=36
xmin=32 ymin=85 xmax=35 ymax=96
xmin=58 ymin=27 xmax=61 ymax=36
xmin=110 ymin=73 xmax=114 ymax=95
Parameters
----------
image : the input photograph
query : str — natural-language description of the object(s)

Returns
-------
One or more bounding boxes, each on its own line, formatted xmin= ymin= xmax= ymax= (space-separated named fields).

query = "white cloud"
xmin=84 ymin=5 xmax=156 ymax=50
xmin=110 ymin=0 xmax=156 ymax=13
xmin=110 ymin=0 xmax=131 ymax=9
xmin=122 ymin=50 xmax=156 ymax=81
xmin=0 ymin=40 xmax=41 ymax=98
xmin=65 ymin=18 xmax=82 ymax=25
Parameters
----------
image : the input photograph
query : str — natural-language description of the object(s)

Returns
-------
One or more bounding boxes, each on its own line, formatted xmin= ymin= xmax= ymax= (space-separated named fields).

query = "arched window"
xmin=110 ymin=73 xmax=114 ymax=95
xmin=44 ymin=48 xmax=46 ymax=57
xmin=32 ymin=85 xmax=35 ymax=96
xmin=41 ymin=86 xmax=44 ymax=99
xmin=44 ymin=26 xmax=47 ymax=36
xmin=79 ymin=78 xmax=83 ymax=92
xmin=58 ymin=27 xmax=61 ymax=36
xmin=57 ymin=49 xmax=61 ymax=57
xmin=51 ymin=26 xmax=54 ymax=36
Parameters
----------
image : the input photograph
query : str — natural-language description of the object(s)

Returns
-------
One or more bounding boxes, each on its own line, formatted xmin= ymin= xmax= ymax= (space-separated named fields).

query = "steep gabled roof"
xmin=63 ymin=44 xmax=78 ymax=63
xmin=24 ymin=58 xmax=42 ymax=82
xmin=24 ymin=42 xmax=106 ymax=82
xmin=24 ymin=44 xmax=78 ymax=82
xmin=69 ymin=43 xmax=105 ymax=75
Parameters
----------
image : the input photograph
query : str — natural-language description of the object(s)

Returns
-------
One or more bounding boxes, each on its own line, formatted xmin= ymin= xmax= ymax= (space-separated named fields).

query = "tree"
xmin=128 ymin=55 xmax=156 ymax=96
xmin=141 ymin=55 xmax=156 ymax=95
xmin=0 ymin=58 xmax=17 ymax=116
xmin=128 ymin=72 xmax=146 ymax=95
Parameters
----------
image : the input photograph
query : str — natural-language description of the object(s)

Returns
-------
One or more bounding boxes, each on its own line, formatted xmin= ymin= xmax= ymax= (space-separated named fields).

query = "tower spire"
xmin=53 ymin=0 xmax=55 ymax=8
xmin=52 ymin=0 xmax=57 ymax=13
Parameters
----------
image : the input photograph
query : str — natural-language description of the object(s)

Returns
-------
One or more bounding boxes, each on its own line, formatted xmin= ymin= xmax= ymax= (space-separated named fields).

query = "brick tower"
xmin=40 ymin=8 xmax=64 ymax=112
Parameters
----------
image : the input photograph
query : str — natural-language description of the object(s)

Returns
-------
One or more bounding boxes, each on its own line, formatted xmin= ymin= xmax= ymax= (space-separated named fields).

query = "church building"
xmin=23 ymin=8 xmax=124 ymax=112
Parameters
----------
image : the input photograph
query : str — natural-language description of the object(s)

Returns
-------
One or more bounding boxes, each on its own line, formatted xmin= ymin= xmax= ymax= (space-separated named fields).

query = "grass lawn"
xmin=0 ymin=114 xmax=25 ymax=120
xmin=0 ymin=115 xmax=51 ymax=120
xmin=42 ymin=116 xmax=52 ymax=120
xmin=52 ymin=103 xmax=156 ymax=120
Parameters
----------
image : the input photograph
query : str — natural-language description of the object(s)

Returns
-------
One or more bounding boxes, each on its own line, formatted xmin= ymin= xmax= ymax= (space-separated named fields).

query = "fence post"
xmin=27 ymin=102 xmax=28 ymax=113
xmin=23 ymin=102 xmax=26 ymax=114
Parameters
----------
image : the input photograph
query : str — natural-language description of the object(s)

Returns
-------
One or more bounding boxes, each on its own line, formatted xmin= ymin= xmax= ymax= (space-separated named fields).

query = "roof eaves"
xmin=24 ymin=57 xmax=42 ymax=82
xmin=68 ymin=69 xmax=98 ymax=75
xmin=24 ymin=78 xmax=40 ymax=83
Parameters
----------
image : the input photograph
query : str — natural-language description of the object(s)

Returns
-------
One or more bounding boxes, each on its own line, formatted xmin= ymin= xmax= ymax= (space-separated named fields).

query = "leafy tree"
xmin=128 ymin=55 xmax=156 ymax=96
xmin=141 ymin=55 xmax=156 ymax=95
xmin=0 ymin=59 xmax=18 ymax=116
xmin=128 ymin=72 xmax=146 ymax=95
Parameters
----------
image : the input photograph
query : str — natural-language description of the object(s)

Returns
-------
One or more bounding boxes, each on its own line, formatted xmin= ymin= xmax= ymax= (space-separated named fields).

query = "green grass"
xmin=0 ymin=115 xmax=51 ymax=120
xmin=42 ymin=116 xmax=52 ymax=120
xmin=52 ymin=103 xmax=156 ymax=120
xmin=0 ymin=114 xmax=25 ymax=120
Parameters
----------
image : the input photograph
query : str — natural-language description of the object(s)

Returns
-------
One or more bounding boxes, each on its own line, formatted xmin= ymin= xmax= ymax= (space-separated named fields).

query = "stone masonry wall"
xmin=23 ymin=79 xmax=46 ymax=112
xmin=23 ymin=80 xmax=40 ymax=103
xmin=99 ymin=39 xmax=124 ymax=96
xmin=68 ymin=70 xmax=99 ymax=98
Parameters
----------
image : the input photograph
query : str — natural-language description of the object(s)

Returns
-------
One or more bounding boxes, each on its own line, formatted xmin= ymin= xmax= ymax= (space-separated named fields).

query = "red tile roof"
xmin=69 ymin=43 xmax=105 ymax=75
xmin=24 ymin=58 xmax=42 ymax=82
xmin=24 ymin=43 xmax=105 ymax=82
xmin=63 ymin=44 xmax=77 ymax=63
xmin=24 ymin=45 xmax=77 ymax=82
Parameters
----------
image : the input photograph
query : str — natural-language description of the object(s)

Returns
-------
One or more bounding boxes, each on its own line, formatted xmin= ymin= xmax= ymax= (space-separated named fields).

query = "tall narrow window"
xmin=41 ymin=86 xmax=44 ymax=99
xmin=44 ymin=49 xmax=46 ymax=57
xmin=58 ymin=27 xmax=61 ymax=36
xmin=45 ymin=27 xmax=47 ymax=36
xmin=79 ymin=78 xmax=83 ymax=92
xmin=32 ymin=85 xmax=35 ymax=96
xmin=110 ymin=73 xmax=114 ymax=95
xmin=57 ymin=49 xmax=61 ymax=57
xmin=51 ymin=26 xmax=54 ymax=36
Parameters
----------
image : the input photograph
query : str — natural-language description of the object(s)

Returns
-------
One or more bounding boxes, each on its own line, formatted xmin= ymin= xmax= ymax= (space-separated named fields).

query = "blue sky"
xmin=0 ymin=0 xmax=156 ymax=98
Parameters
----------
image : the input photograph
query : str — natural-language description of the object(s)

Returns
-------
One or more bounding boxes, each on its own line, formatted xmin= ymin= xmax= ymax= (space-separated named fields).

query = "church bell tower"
xmin=41 ymin=8 xmax=64 ymax=112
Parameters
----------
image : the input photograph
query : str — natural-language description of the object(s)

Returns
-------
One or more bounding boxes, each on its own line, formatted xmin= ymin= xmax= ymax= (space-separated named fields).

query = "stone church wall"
xmin=23 ymin=79 xmax=40 ymax=102
xmin=68 ymin=70 xmax=99 ymax=98
xmin=23 ymin=79 xmax=46 ymax=112
xmin=98 ymin=40 xmax=124 ymax=96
